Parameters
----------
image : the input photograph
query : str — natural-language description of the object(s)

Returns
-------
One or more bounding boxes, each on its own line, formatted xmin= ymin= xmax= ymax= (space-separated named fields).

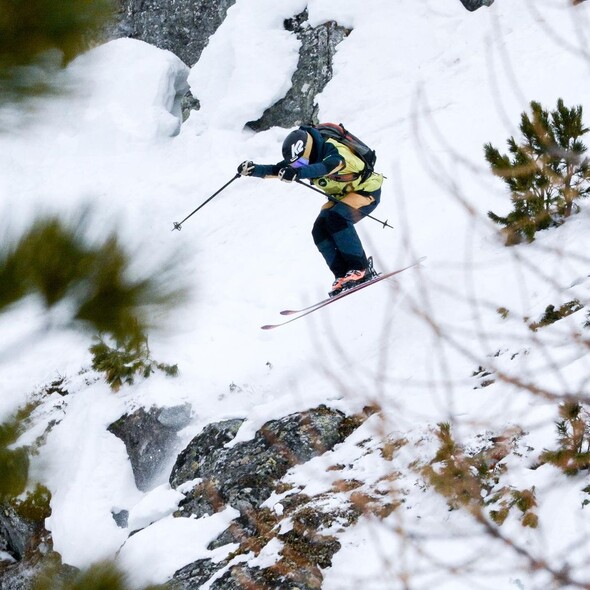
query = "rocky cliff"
xmin=109 ymin=0 xmax=495 ymax=127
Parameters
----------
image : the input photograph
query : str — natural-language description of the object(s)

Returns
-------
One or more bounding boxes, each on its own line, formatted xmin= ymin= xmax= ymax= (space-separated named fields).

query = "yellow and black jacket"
xmin=251 ymin=126 xmax=383 ymax=198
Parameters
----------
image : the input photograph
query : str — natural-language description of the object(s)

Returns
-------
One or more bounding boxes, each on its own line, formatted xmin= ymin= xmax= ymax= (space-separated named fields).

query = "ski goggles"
xmin=290 ymin=156 xmax=309 ymax=169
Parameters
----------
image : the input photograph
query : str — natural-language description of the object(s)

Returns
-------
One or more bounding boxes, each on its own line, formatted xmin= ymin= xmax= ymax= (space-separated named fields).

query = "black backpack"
xmin=314 ymin=122 xmax=377 ymax=183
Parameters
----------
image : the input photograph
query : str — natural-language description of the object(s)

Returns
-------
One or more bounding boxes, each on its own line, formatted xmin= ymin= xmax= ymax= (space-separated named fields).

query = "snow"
xmin=246 ymin=537 xmax=283 ymax=569
xmin=116 ymin=508 xmax=239 ymax=588
xmin=1 ymin=0 xmax=590 ymax=587
xmin=127 ymin=483 xmax=185 ymax=532
xmin=65 ymin=38 xmax=190 ymax=140
xmin=188 ymin=0 xmax=306 ymax=131
xmin=39 ymin=384 xmax=140 ymax=567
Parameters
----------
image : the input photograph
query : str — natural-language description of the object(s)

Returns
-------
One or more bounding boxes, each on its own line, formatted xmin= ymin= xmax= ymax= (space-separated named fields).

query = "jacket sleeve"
xmin=250 ymin=161 xmax=288 ymax=178
xmin=249 ymin=140 xmax=344 ymax=179
xmin=296 ymin=142 xmax=344 ymax=180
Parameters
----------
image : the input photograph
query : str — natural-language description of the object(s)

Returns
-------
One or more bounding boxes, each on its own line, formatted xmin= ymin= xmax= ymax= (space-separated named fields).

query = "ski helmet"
xmin=282 ymin=129 xmax=311 ymax=163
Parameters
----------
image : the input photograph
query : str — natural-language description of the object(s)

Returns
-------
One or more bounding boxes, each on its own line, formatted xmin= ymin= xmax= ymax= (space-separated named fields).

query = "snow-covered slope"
xmin=2 ymin=0 xmax=590 ymax=588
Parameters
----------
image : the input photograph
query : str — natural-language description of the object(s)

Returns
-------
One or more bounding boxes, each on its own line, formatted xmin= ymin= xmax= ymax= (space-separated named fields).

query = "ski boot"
xmin=329 ymin=257 xmax=379 ymax=296
xmin=329 ymin=276 xmax=346 ymax=298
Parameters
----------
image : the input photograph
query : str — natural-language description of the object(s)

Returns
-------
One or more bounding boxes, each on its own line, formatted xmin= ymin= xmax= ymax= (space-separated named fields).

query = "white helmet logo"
xmin=291 ymin=140 xmax=304 ymax=160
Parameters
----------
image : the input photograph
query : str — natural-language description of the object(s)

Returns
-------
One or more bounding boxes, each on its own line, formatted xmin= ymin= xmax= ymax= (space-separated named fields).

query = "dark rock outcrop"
xmin=458 ymin=0 xmax=495 ymax=11
xmin=0 ymin=503 xmax=76 ymax=590
xmin=208 ymin=563 xmax=322 ymax=590
xmin=169 ymin=558 xmax=221 ymax=590
xmin=110 ymin=0 xmax=236 ymax=67
xmin=108 ymin=404 xmax=192 ymax=492
xmin=0 ymin=559 xmax=77 ymax=590
xmin=0 ymin=507 xmax=34 ymax=562
xmin=170 ymin=406 xmax=350 ymax=517
xmin=246 ymin=11 xmax=351 ymax=131
xmin=167 ymin=406 xmax=364 ymax=590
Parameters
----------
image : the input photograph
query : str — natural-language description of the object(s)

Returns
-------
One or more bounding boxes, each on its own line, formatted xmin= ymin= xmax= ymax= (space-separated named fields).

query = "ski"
xmin=261 ymin=257 xmax=425 ymax=330
xmin=280 ymin=256 xmax=426 ymax=315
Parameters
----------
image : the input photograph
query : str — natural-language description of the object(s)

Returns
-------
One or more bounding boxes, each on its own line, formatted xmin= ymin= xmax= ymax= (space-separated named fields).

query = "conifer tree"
xmin=539 ymin=402 xmax=590 ymax=476
xmin=90 ymin=328 xmax=179 ymax=391
xmin=485 ymin=99 xmax=590 ymax=245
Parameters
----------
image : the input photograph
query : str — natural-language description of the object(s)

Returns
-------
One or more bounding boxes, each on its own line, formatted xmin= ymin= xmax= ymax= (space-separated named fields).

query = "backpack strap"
xmin=324 ymin=139 xmax=364 ymax=182
xmin=314 ymin=123 xmax=375 ymax=183
xmin=328 ymin=171 xmax=361 ymax=182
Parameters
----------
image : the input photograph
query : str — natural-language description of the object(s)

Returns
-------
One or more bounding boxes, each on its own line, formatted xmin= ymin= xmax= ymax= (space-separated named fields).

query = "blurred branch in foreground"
xmin=0 ymin=0 xmax=116 ymax=101
xmin=33 ymin=560 xmax=165 ymax=590
xmin=0 ymin=212 xmax=187 ymax=347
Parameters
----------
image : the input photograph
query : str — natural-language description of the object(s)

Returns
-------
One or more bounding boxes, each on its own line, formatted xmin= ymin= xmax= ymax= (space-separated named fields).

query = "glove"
xmin=278 ymin=166 xmax=298 ymax=183
xmin=238 ymin=161 xmax=255 ymax=176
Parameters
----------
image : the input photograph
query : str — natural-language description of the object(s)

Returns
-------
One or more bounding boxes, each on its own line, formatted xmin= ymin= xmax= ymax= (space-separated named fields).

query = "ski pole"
xmin=172 ymin=174 xmax=241 ymax=231
xmin=294 ymin=179 xmax=393 ymax=229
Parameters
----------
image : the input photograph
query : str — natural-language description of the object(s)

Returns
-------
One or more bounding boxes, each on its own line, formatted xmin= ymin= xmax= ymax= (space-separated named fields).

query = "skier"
xmin=238 ymin=126 xmax=384 ymax=297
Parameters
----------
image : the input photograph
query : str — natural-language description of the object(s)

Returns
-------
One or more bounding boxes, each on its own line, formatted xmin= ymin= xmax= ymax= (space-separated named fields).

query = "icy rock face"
xmin=111 ymin=0 xmax=236 ymax=68
xmin=110 ymin=4 xmax=348 ymax=128
xmin=109 ymin=0 xmax=494 ymax=129
xmin=246 ymin=11 xmax=351 ymax=131
xmin=108 ymin=404 xmax=192 ymax=492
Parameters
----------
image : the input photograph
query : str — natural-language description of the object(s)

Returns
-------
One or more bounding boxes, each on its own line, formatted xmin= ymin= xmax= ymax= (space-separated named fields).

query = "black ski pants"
xmin=311 ymin=189 xmax=381 ymax=279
